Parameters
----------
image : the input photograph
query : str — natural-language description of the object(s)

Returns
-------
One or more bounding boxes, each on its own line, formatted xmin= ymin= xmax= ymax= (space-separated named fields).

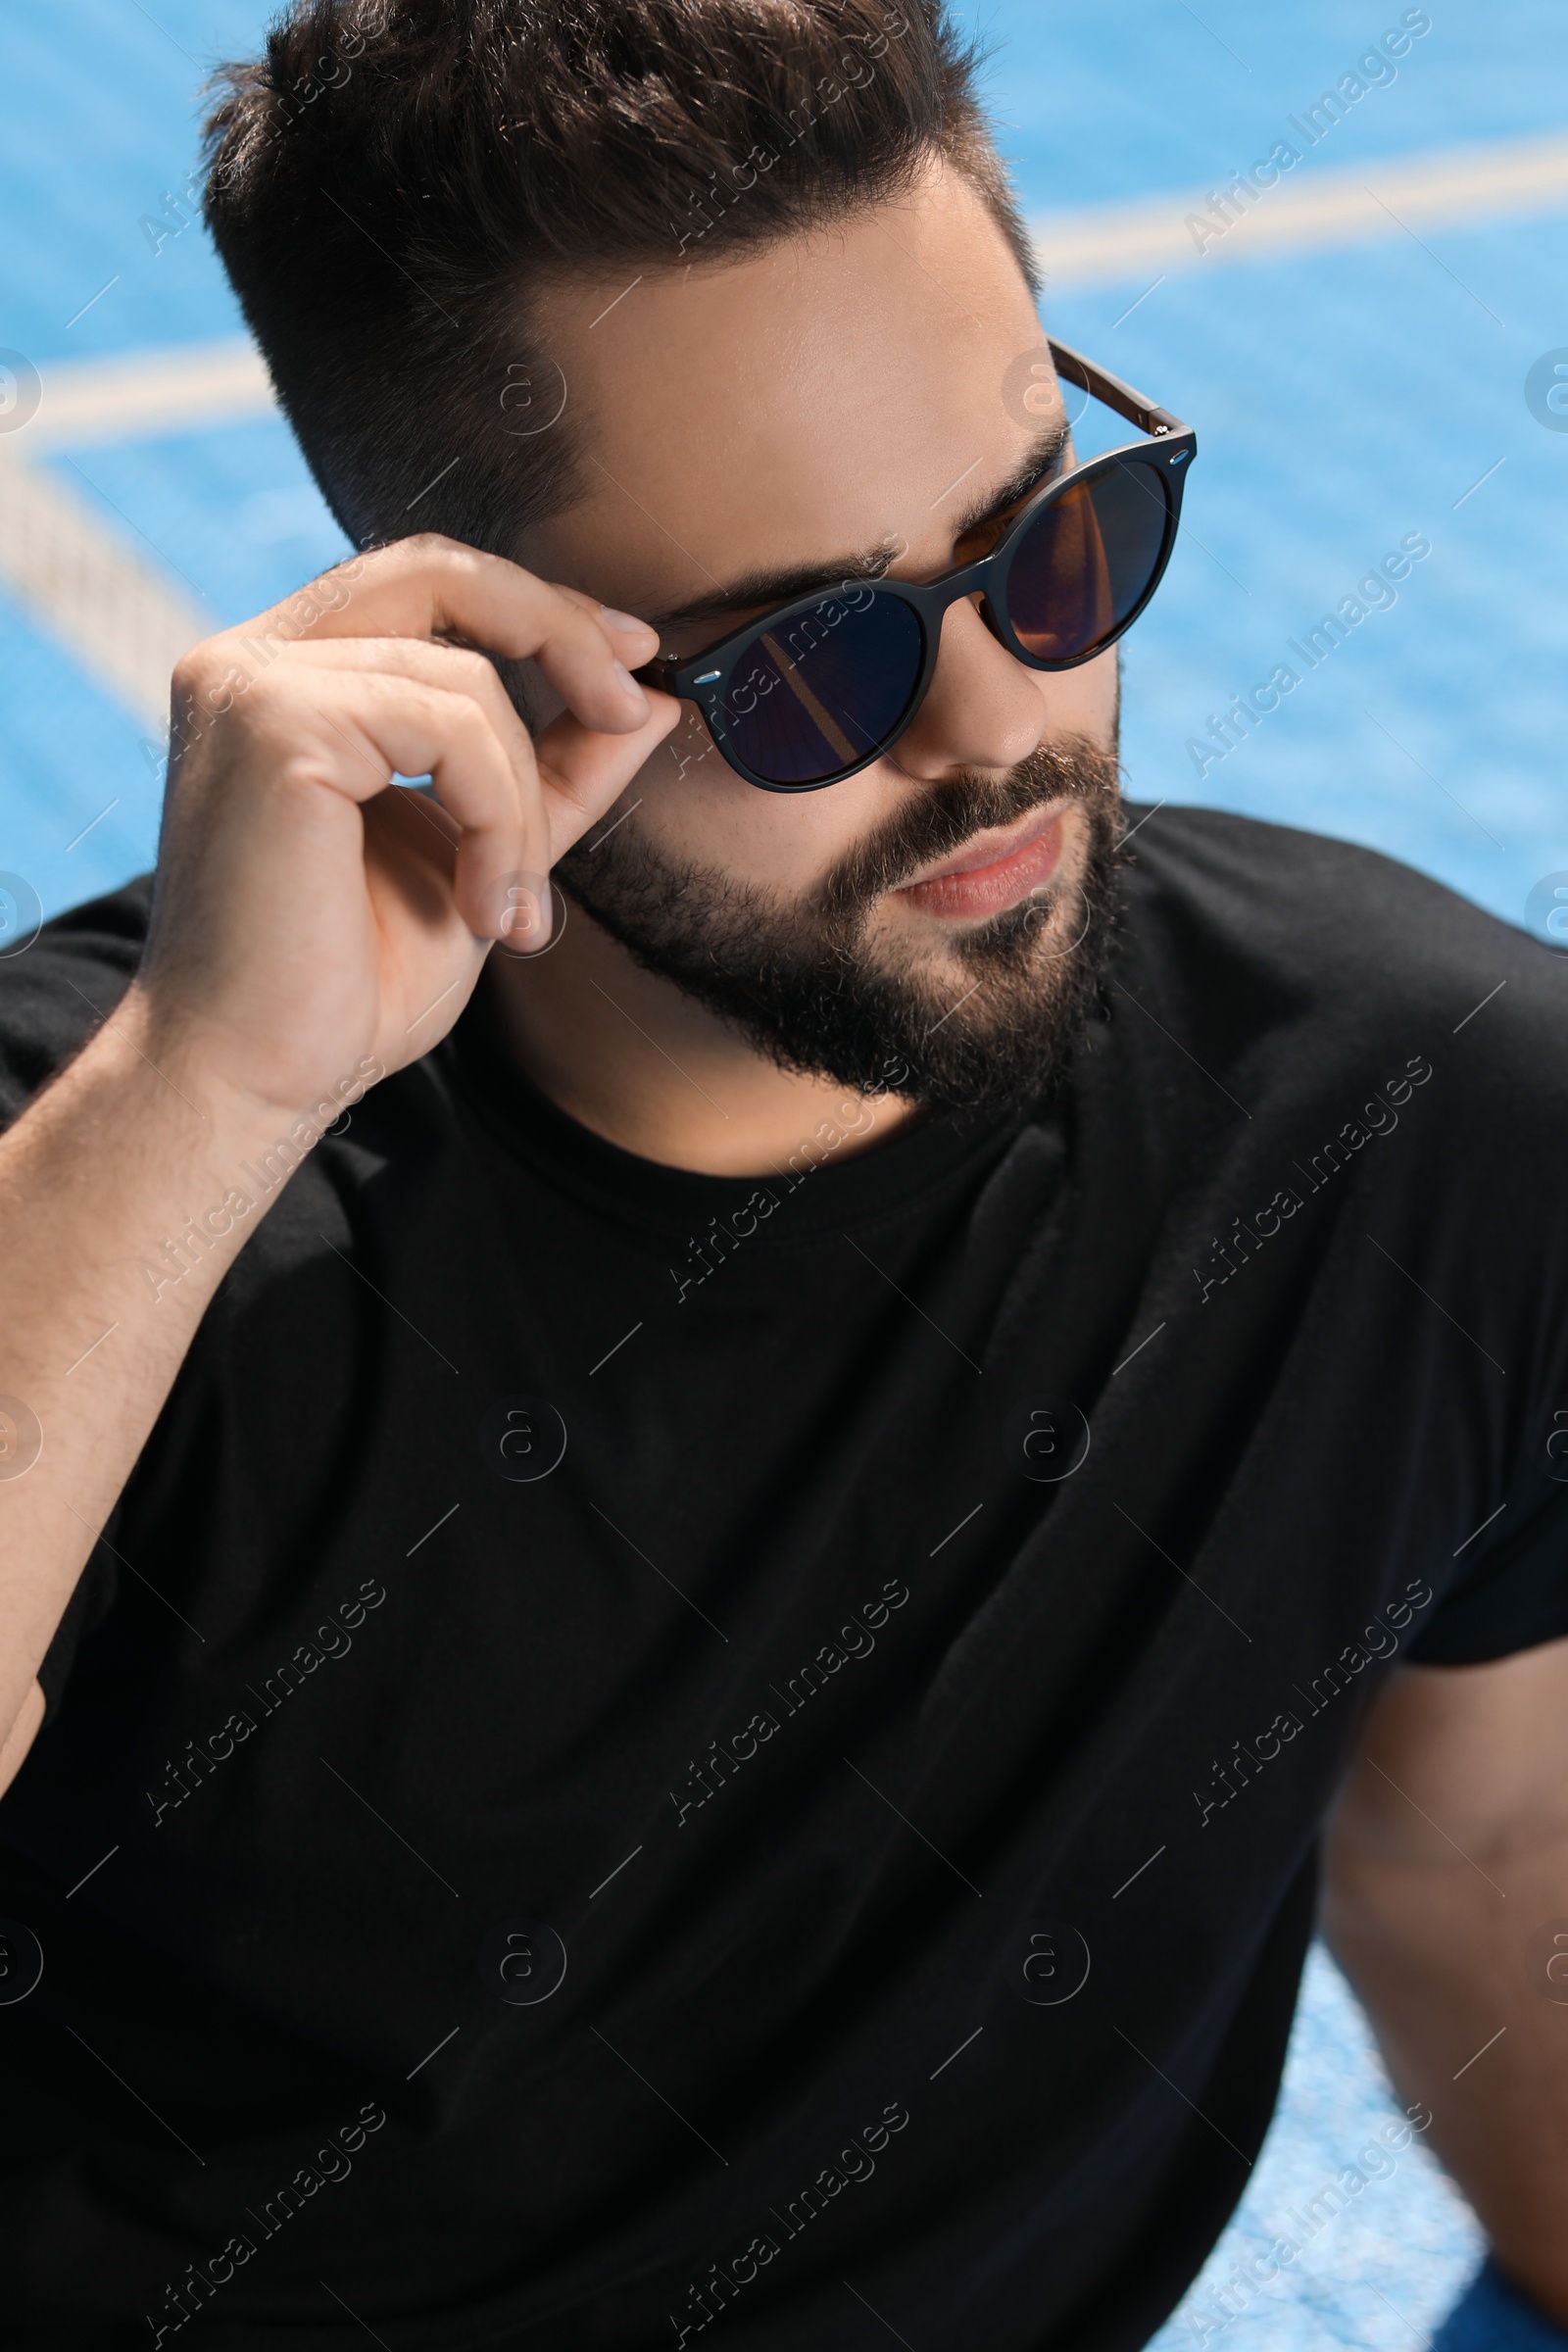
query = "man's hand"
xmin=0 ymin=536 xmax=677 ymax=1790
xmin=1325 ymin=1638 xmax=1568 ymax=2328
xmin=142 ymin=533 xmax=678 ymax=1119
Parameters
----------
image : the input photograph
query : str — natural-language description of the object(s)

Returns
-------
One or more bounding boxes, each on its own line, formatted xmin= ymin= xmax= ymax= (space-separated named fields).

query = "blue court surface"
xmin=3 ymin=3 xmax=1566 ymax=2344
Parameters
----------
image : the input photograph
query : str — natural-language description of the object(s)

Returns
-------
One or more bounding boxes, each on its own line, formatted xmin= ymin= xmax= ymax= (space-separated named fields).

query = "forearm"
xmin=0 ymin=535 xmax=670 ymax=1781
xmin=0 ymin=987 xmax=287 ymax=1769
xmin=1325 ymin=1824 xmax=1568 ymax=2324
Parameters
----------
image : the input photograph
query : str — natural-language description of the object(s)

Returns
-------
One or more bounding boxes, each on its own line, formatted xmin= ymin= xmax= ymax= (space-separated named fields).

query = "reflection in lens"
xmin=719 ymin=590 xmax=924 ymax=787
xmin=1006 ymin=462 xmax=1170 ymax=662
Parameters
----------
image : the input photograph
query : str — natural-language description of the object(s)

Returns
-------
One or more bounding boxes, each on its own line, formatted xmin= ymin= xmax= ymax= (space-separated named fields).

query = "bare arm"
xmin=0 ymin=1005 xmax=310 ymax=1783
xmin=1324 ymin=1638 xmax=1568 ymax=2324
xmin=0 ymin=535 xmax=676 ymax=1793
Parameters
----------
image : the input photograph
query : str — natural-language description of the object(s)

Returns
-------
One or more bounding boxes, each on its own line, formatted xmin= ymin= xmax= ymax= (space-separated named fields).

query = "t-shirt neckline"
xmin=439 ymin=967 xmax=1032 ymax=1244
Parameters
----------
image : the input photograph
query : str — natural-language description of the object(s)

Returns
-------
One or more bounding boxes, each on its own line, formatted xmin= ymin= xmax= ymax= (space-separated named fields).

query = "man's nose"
xmin=887 ymin=595 xmax=1047 ymax=779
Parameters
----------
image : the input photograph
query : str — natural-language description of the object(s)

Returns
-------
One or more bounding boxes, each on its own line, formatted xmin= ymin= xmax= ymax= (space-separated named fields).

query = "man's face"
xmin=516 ymin=161 xmax=1123 ymax=1112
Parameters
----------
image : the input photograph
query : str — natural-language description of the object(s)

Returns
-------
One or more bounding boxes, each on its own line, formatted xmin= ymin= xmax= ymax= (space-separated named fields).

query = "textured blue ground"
xmin=2 ymin=3 xmax=1566 ymax=2344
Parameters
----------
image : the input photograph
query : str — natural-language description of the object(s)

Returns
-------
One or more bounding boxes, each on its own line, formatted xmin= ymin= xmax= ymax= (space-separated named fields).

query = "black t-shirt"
xmin=3 ymin=806 xmax=1566 ymax=2352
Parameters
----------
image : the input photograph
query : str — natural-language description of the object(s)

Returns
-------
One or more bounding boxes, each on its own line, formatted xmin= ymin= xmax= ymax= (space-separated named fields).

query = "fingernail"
xmin=601 ymin=605 xmax=654 ymax=639
xmin=501 ymin=887 xmax=538 ymax=938
xmin=613 ymin=659 xmax=650 ymax=709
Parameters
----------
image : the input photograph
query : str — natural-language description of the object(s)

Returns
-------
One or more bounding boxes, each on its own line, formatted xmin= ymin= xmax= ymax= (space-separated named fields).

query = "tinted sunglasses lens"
xmin=1006 ymin=461 xmax=1171 ymax=662
xmin=719 ymin=590 xmax=924 ymax=787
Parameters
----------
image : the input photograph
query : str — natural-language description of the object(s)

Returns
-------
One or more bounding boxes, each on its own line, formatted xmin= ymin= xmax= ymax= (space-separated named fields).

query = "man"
xmin=1 ymin=1 xmax=1564 ymax=2344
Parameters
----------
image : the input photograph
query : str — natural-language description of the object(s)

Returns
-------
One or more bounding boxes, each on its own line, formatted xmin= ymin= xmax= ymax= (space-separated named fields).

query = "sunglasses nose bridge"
xmin=974 ymin=590 xmax=1006 ymax=648
xmin=918 ymin=550 xmax=1004 ymax=662
xmin=917 ymin=553 xmax=997 ymax=648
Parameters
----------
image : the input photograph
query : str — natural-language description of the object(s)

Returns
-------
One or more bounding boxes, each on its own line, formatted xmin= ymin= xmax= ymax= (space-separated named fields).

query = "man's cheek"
xmin=645 ymin=754 xmax=895 ymax=902
xmin=654 ymin=702 xmax=720 ymax=787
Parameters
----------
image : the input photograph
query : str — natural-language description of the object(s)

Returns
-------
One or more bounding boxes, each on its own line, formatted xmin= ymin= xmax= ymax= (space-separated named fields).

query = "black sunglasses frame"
xmin=633 ymin=338 xmax=1196 ymax=794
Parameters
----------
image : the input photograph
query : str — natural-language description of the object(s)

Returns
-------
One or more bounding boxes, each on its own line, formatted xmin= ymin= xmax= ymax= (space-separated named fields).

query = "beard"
xmin=553 ymin=733 xmax=1127 ymax=1119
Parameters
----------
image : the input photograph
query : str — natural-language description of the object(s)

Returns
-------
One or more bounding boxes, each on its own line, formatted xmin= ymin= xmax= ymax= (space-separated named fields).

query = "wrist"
xmin=116 ymin=982 xmax=382 ymax=1160
xmin=86 ymin=984 xmax=303 ymax=1165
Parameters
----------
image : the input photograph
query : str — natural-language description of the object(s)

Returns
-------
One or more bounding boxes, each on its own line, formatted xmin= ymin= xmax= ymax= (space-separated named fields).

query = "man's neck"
xmin=481 ymin=900 xmax=919 ymax=1176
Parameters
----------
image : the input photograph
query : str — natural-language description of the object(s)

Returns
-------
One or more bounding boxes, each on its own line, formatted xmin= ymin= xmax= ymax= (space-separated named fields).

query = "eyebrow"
xmin=647 ymin=415 xmax=1073 ymax=634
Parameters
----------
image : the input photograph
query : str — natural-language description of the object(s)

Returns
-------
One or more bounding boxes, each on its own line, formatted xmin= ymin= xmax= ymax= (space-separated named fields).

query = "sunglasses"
xmin=634 ymin=339 xmax=1195 ymax=793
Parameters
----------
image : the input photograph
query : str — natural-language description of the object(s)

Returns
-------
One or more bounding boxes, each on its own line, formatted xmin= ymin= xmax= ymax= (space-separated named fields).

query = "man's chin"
xmin=555 ymin=737 xmax=1126 ymax=1119
xmin=841 ymin=876 xmax=1121 ymax=1116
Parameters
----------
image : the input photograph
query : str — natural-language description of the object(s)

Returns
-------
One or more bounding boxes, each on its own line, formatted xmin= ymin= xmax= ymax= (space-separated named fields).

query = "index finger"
xmin=225 ymin=533 xmax=658 ymax=738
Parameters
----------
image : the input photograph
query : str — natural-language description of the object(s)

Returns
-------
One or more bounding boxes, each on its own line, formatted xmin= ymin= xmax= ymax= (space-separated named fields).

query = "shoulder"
xmin=0 ymin=875 xmax=154 ymax=1125
xmin=1115 ymin=805 xmax=1562 ymax=1105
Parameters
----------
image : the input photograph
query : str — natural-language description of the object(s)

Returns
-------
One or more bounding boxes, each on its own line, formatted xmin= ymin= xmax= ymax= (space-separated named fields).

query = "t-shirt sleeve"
xmin=1407 ymin=1478 xmax=1568 ymax=1666
xmin=0 ymin=874 xmax=153 ymax=1127
xmin=1 ymin=877 xmax=154 ymax=1719
xmin=35 ymin=1512 xmax=123 ymax=1722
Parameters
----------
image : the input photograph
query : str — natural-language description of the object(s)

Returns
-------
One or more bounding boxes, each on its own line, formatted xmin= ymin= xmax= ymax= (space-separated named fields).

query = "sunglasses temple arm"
xmin=631 ymin=657 xmax=685 ymax=694
xmin=1047 ymin=337 xmax=1190 ymax=441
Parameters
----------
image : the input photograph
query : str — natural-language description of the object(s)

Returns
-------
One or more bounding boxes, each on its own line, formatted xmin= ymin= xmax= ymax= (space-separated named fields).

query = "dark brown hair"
xmin=203 ymin=0 xmax=1034 ymax=555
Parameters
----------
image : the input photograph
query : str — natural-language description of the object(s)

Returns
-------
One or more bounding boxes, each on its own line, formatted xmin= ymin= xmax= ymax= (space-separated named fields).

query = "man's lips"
xmin=894 ymin=803 xmax=1067 ymax=921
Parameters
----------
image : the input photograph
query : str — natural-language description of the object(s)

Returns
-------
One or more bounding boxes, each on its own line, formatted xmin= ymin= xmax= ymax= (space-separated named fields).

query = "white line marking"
xmin=0 ymin=461 xmax=212 ymax=731
xmin=6 ymin=135 xmax=1562 ymax=742
xmin=1031 ymin=134 xmax=1568 ymax=286
xmin=13 ymin=338 xmax=275 ymax=450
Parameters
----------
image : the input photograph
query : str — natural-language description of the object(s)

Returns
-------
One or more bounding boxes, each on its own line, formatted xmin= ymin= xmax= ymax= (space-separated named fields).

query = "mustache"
xmin=815 ymin=736 xmax=1125 ymax=924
